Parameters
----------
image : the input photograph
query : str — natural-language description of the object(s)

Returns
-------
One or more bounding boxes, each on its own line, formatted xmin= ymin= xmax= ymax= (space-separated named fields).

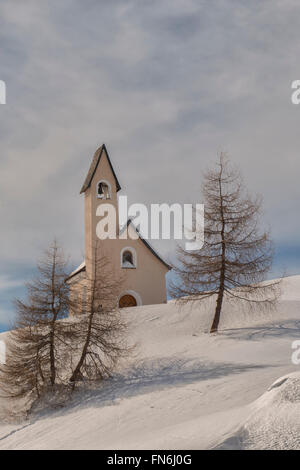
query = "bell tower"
xmin=80 ymin=144 xmax=121 ymax=278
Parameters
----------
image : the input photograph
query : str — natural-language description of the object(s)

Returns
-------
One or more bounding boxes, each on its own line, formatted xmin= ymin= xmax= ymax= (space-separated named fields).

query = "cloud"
xmin=0 ymin=276 xmax=24 ymax=291
xmin=0 ymin=0 xmax=300 ymax=288
xmin=0 ymin=309 xmax=13 ymax=328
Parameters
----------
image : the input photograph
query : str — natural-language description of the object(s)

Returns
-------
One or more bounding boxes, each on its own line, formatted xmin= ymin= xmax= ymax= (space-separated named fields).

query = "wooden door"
xmin=119 ymin=294 xmax=137 ymax=308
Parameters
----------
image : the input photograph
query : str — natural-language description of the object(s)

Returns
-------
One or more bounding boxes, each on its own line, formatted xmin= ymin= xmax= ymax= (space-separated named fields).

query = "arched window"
xmin=97 ymin=180 xmax=111 ymax=199
xmin=121 ymin=247 xmax=137 ymax=268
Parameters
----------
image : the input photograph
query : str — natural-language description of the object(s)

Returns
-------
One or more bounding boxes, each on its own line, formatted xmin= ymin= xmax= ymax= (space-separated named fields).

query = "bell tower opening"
xmin=97 ymin=180 xmax=111 ymax=199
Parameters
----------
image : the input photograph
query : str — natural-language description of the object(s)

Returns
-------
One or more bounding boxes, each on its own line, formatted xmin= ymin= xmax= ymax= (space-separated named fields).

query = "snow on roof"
xmin=120 ymin=218 xmax=171 ymax=270
xmin=66 ymin=261 xmax=86 ymax=281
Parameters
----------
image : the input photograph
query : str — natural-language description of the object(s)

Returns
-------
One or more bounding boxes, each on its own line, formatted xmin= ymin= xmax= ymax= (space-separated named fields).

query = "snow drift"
xmin=217 ymin=372 xmax=300 ymax=450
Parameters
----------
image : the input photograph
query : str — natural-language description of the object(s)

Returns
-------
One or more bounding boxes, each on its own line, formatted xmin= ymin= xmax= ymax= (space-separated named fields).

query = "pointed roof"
xmin=120 ymin=219 xmax=171 ymax=270
xmin=80 ymin=144 xmax=121 ymax=194
xmin=65 ymin=261 xmax=86 ymax=282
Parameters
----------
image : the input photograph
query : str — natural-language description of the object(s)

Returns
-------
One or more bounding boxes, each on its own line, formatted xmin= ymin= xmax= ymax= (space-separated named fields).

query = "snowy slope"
xmin=0 ymin=275 xmax=299 ymax=449
xmin=216 ymin=372 xmax=300 ymax=450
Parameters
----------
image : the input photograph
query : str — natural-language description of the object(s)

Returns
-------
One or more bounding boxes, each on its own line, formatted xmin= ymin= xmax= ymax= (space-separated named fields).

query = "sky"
xmin=1 ymin=0 xmax=300 ymax=327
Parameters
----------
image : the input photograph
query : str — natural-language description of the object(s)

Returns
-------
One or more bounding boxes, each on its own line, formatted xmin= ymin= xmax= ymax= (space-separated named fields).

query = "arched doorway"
xmin=119 ymin=294 xmax=137 ymax=308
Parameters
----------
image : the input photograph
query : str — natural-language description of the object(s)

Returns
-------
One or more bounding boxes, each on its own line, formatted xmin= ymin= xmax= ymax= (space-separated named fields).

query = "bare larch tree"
xmin=0 ymin=240 xmax=73 ymax=403
xmin=69 ymin=242 xmax=129 ymax=389
xmin=171 ymin=154 xmax=279 ymax=333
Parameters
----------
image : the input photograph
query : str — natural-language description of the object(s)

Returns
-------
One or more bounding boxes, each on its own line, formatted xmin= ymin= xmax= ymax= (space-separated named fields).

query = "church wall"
xmin=83 ymin=148 xmax=169 ymax=307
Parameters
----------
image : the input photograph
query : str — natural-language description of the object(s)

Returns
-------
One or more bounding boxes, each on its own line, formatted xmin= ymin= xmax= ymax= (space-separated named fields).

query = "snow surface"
xmin=0 ymin=275 xmax=300 ymax=450
xmin=216 ymin=372 xmax=300 ymax=450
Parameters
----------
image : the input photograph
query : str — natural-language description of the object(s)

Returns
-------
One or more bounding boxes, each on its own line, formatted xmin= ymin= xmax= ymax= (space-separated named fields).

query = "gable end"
xmin=80 ymin=144 xmax=121 ymax=194
xmin=121 ymin=219 xmax=171 ymax=270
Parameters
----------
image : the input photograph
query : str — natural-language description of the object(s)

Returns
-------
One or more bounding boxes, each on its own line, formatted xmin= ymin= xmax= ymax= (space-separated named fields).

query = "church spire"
xmin=80 ymin=144 xmax=121 ymax=194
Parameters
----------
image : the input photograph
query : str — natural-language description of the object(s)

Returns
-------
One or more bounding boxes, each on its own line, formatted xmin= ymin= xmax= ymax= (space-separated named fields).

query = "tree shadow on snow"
xmin=220 ymin=318 xmax=300 ymax=341
xmin=54 ymin=357 xmax=271 ymax=417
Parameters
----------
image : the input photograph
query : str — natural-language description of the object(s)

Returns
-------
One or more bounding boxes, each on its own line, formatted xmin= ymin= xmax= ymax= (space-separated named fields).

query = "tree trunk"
xmin=210 ymin=170 xmax=226 ymax=334
xmin=69 ymin=311 xmax=93 ymax=386
xmin=210 ymin=285 xmax=224 ymax=333
xmin=70 ymin=277 xmax=96 ymax=387
xmin=49 ymin=328 xmax=56 ymax=385
xmin=49 ymin=248 xmax=57 ymax=386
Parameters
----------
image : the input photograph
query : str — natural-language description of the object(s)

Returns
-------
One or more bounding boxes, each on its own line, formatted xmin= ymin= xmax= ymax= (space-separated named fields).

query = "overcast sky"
xmin=1 ymin=0 xmax=300 ymax=327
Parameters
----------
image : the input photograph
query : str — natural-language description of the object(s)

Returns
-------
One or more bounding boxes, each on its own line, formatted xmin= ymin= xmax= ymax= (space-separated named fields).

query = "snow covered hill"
xmin=0 ymin=275 xmax=300 ymax=450
xmin=216 ymin=372 xmax=300 ymax=450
